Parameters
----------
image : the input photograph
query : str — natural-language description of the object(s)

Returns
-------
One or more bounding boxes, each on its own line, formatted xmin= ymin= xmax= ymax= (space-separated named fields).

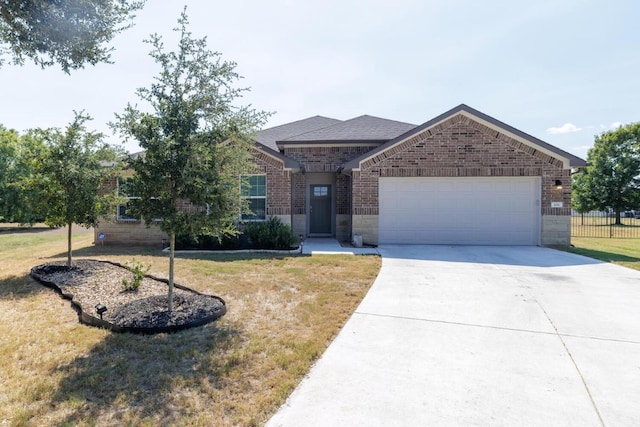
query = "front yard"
xmin=565 ymin=237 xmax=640 ymax=272
xmin=0 ymin=228 xmax=380 ymax=426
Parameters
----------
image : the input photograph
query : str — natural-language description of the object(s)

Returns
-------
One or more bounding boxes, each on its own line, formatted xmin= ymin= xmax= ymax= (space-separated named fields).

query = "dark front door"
xmin=310 ymin=184 xmax=332 ymax=234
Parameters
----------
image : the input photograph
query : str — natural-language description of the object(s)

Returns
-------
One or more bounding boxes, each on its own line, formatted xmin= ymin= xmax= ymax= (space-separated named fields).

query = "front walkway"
xmin=301 ymin=238 xmax=379 ymax=255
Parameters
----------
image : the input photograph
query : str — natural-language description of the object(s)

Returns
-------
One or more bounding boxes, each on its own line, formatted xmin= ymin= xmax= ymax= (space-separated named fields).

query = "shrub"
xmin=122 ymin=259 xmax=150 ymax=292
xmin=175 ymin=232 xmax=247 ymax=250
xmin=243 ymin=216 xmax=297 ymax=250
xmin=175 ymin=217 xmax=297 ymax=250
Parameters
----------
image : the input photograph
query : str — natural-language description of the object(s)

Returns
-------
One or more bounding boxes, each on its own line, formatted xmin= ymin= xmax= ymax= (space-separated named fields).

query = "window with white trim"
xmin=241 ymin=174 xmax=266 ymax=221
xmin=117 ymin=177 xmax=139 ymax=221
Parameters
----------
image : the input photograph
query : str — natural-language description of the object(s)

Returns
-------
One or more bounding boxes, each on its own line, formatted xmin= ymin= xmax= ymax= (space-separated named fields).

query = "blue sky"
xmin=1 ymin=0 xmax=638 ymax=159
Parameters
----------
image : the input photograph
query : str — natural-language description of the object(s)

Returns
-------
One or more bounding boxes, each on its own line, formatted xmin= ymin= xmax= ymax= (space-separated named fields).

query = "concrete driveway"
xmin=267 ymin=245 xmax=640 ymax=427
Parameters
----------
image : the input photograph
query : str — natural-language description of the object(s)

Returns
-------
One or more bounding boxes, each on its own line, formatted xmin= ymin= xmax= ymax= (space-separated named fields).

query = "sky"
xmin=1 ymin=0 xmax=638 ymax=159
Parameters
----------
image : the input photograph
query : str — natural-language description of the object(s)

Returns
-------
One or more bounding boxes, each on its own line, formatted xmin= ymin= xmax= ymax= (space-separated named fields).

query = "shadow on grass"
xmin=52 ymin=321 xmax=243 ymax=425
xmin=564 ymin=247 xmax=640 ymax=265
xmin=0 ymin=226 xmax=58 ymax=234
xmin=48 ymin=244 xmax=164 ymax=260
xmin=0 ymin=273 xmax=48 ymax=300
xmin=47 ymin=244 xmax=305 ymax=263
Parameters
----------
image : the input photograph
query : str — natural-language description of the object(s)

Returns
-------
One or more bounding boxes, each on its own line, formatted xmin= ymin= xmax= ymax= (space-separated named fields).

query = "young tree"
xmin=37 ymin=112 xmax=121 ymax=266
xmin=114 ymin=10 xmax=269 ymax=312
xmin=575 ymin=123 xmax=640 ymax=225
xmin=0 ymin=0 xmax=144 ymax=73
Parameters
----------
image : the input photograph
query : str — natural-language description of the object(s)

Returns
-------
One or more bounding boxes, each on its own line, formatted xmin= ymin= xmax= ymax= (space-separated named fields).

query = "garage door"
xmin=379 ymin=177 xmax=540 ymax=245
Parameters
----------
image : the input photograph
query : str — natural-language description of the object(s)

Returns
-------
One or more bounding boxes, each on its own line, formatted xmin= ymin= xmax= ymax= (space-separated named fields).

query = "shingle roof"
xmin=278 ymin=115 xmax=417 ymax=144
xmin=255 ymin=116 xmax=342 ymax=151
xmin=344 ymin=104 xmax=587 ymax=170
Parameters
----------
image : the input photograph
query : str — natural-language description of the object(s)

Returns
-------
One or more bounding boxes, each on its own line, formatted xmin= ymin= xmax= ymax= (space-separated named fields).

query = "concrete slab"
xmin=302 ymin=238 xmax=379 ymax=255
xmin=266 ymin=246 xmax=640 ymax=426
xmin=563 ymin=336 xmax=640 ymax=427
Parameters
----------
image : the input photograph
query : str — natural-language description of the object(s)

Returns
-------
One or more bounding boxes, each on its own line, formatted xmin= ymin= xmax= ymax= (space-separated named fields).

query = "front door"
xmin=310 ymin=184 xmax=332 ymax=234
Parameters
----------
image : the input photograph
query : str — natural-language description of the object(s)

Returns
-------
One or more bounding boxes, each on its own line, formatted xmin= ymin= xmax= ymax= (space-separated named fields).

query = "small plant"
xmin=122 ymin=259 xmax=150 ymax=292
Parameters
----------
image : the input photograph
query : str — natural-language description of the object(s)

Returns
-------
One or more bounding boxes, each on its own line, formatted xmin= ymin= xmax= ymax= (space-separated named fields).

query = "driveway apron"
xmin=266 ymin=245 xmax=640 ymax=427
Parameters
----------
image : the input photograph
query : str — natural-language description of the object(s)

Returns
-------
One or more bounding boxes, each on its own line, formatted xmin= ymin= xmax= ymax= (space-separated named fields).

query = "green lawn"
xmin=565 ymin=237 xmax=640 ymax=271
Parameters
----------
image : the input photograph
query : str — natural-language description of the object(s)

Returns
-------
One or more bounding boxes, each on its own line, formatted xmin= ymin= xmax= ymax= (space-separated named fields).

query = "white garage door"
xmin=379 ymin=177 xmax=540 ymax=245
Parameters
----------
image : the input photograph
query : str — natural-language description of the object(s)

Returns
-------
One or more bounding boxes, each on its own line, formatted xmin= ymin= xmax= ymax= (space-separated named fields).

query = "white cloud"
xmin=546 ymin=123 xmax=583 ymax=134
xmin=598 ymin=122 xmax=624 ymax=131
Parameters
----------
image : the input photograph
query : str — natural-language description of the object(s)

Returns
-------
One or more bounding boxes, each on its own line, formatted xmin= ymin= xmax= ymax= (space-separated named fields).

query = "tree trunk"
xmin=67 ymin=222 xmax=72 ymax=267
xmin=615 ymin=208 xmax=622 ymax=225
xmin=168 ymin=231 xmax=175 ymax=313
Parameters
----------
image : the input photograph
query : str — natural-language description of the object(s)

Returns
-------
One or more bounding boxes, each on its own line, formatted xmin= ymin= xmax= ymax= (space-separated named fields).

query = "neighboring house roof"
xmin=277 ymin=115 xmax=417 ymax=145
xmin=255 ymin=116 xmax=342 ymax=151
xmin=344 ymin=104 xmax=588 ymax=170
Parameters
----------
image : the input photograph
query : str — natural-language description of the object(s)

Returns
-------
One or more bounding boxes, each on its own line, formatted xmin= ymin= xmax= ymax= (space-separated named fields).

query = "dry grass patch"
xmin=0 ymin=229 xmax=381 ymax=426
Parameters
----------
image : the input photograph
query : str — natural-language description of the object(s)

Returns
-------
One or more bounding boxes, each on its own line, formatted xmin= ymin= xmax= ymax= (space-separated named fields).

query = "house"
xmin=95 ymin=104 xmax=586 ymax=246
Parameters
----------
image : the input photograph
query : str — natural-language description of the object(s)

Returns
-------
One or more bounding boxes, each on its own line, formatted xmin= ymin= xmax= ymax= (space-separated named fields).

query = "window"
xmin=117 ymin=177 xmax=139 ymax=221
xmin=313 ymin=186 xmax=329 ymax=197
xmin=241 ymin=174 xmax=266 ymax=220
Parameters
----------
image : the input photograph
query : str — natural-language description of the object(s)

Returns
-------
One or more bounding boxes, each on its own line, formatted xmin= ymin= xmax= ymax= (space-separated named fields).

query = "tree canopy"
xmin=0 ymin=125 xmax=48 ymax=223
xmin=0 ymin=0 xmax=144 ymax=72
xmin=572 ymin=122 xmax=640 ymax=224
xmin=113 ymin=9 xmax=270 ymax=311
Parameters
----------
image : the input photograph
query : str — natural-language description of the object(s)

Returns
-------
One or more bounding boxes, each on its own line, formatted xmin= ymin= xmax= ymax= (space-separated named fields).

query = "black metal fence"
xmin=572 ymin=211 xmax=640 ymax=238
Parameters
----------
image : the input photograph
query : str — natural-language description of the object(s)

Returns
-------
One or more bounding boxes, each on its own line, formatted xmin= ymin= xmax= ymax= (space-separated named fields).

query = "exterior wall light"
xmin=554 ymin=180 xmax=563 ymax=190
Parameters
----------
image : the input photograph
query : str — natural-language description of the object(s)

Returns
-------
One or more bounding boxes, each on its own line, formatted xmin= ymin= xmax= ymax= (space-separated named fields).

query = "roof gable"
xmin=344 ymin=104 xmax=587 ymax=170
xmin=278 ymin=115 xmax=416 ymax=145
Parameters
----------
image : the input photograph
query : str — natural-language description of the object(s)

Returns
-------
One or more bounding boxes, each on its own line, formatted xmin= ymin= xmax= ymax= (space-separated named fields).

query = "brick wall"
xmin=351 ymin=114 xmax=573 ymax=245
xmin=353 ymin=114 xmax=571 ymax=216
xmin=284 ymin=146 xmax=362 ymax=224
xmin=285 ymin=146 xmax=372 ymax=173
xmin=251 ymin=149 xmax=292 ymax=217
xmin=94 ymin=221 xmax=168 ymax=246
xmin=96 ymin=151 xmax=295 ymax=245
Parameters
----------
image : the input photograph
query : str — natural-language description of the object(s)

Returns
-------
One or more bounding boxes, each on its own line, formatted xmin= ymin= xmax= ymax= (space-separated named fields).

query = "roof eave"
xmin=343 ymin=104 xmax=587 ymax=171
xmin=276 ymin=139 xmax=388 ymax=148
xmin=254 ymin=143 xmax=300 ymax=171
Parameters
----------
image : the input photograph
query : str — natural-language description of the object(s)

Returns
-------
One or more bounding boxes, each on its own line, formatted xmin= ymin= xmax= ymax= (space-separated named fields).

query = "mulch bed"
xmin=30 ymin=260 xmax=226 ymax=333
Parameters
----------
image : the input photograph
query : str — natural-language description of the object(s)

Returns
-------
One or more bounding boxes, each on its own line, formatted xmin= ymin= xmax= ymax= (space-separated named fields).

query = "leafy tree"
xmin=114 ymin=10 xmax=269 ymax=312
xmin=573 ymin=123 xmax=640 ymax=225
xmin=0 ymin=126 xmax=48 ymax=223
xmin=36 ymin=111 xmax=121 ymax=265
xmin=0 ymin=126 xmax=20 ymax=222
xmin=571 ymin=169 xmax=596 ymax=225
xmin=0 ymin=0 xmax=144 ymax=73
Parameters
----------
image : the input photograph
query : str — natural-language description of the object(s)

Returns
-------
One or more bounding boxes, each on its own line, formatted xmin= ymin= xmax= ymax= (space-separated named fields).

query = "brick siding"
xmin=285 ymin=146 xmax=373 ymax=173
xmin=285 ymin=146 xmax=366 ymax=219
xmin=251 ymin=149 xmax=292 ymax=216
xmin=353 ymin=114 xmax=571 ymax=216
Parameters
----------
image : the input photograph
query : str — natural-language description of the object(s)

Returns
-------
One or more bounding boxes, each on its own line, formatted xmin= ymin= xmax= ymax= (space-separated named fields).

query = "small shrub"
xmin=122 ymin=259 xmax=150 ymax=292
xmin=243 ymin=216 xmax=297 ymax=250
xmin=176 ymin=229 xmax=248 ymax=250
xmin=174 ymin=217 xmax=297 ymax=250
